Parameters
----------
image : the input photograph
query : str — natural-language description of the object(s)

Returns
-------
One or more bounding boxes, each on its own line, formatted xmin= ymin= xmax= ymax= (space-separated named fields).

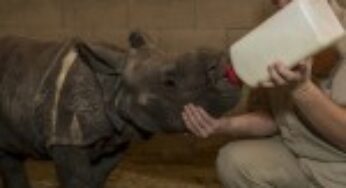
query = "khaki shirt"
xmin=267 ymin=0 xmax=346 ymax=163
xmin=269 ymin=62 xmax=346 ymax=163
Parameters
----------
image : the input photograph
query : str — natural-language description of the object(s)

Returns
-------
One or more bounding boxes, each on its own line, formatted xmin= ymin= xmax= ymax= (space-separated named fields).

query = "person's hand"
xmin=182 ymin=104 xmax=228 ymax=138
xmin=259 ymin=58 xmax=312 ymax=91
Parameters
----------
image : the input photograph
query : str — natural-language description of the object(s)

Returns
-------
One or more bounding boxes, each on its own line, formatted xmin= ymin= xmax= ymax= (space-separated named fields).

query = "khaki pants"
xmin=216 ymin=138 xmax=346 ymax=188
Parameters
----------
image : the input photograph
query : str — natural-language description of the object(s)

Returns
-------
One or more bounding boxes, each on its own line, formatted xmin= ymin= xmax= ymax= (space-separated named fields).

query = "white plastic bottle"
xmin=230 ymin=0 xmax=345 ymax=87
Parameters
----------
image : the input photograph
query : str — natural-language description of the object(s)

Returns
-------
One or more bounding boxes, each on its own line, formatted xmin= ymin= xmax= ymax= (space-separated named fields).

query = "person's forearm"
xmin=217 ymin=111 xmax=278 ymax=139
xmin=292 ymin=80 xmax=346 ymax=151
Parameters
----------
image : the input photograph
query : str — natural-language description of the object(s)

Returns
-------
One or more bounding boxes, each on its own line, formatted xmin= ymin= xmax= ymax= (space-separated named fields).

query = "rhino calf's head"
xmin=120 ymin=33 xmax=241 ymax=133
xmin=77 ymin=32 xmax=241 ymax=135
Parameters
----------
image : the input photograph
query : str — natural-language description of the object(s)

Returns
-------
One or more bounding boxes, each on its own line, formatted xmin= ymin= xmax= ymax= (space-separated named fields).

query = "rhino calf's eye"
xmin=163 ymin=79 xmax=176 ymax=88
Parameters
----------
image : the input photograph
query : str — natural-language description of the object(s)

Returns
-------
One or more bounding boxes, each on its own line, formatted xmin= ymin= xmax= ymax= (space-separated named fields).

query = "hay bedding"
xmin=18 ymin=135 xmax=227 ymax=188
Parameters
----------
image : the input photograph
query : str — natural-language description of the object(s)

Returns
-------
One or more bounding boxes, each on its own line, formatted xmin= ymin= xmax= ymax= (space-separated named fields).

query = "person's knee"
xmin=216 ymin=142 xmax=241 ymax=177
xmin=216 ymin=141 xmax=257 ymax=187
xmin=215 ymin=140 xmax=305 ymax=188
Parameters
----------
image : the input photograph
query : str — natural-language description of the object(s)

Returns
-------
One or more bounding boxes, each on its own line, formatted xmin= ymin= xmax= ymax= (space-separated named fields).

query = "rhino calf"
xmin=0 ymin=33 xmax=240 ymax=188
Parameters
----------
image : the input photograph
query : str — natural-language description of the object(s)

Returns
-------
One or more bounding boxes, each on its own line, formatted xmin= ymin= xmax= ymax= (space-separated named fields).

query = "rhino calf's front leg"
xmin=52 ymin=146 xmax=100 ymax=188
xmin=51 ymin=145 xmax=123 ymax=188
xmin=0 ymin=152 xmax=31 ymax=188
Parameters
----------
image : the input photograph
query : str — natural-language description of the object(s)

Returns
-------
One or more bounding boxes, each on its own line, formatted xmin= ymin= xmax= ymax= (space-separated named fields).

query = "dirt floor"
xmin=10 ymin=134 xmax=230 ymax=188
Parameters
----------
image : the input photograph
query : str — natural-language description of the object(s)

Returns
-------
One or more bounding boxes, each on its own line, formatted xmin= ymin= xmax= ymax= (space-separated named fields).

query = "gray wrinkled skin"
xmin=0 ymin=33 xmax=240 ymax=188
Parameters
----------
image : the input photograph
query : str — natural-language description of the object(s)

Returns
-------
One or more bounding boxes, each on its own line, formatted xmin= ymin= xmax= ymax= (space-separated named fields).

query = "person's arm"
xmin=262 ymin=58 xmax=346 ymax=151
xmin=182 ymin=104 xmax=278 ymax=138
xmin=292 ymin=81 xmax=346 ymax=151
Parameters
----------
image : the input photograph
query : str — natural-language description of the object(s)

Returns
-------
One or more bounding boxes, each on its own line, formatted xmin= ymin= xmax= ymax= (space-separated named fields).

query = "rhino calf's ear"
xmin=76 ymin=42 xmax=124 ymax=75
xmin=129 ymin=32 xmax=146 ymax=49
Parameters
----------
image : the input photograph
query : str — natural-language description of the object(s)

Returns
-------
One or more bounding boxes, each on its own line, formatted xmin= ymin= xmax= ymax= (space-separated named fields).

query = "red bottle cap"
xmin=224 ymin=65 xmax=242 ymax=87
